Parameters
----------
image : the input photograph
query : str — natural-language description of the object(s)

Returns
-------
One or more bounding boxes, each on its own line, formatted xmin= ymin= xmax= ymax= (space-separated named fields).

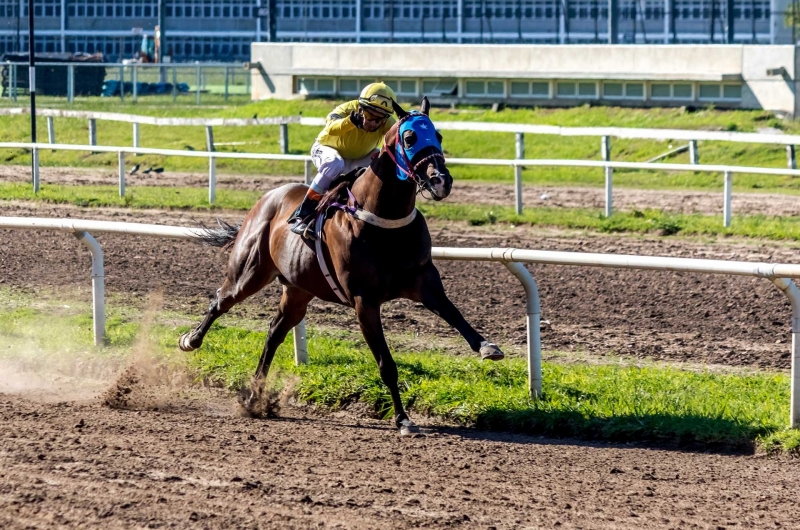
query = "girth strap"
xmin=314 ymin=212 xmax=349 ymax=304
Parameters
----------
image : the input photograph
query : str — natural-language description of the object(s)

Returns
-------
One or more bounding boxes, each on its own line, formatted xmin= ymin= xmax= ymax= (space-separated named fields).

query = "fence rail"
xmin=1 ymin=216 xmax=799 ymax=427
xmin=3 ymin=140 xmax=800 ymax=226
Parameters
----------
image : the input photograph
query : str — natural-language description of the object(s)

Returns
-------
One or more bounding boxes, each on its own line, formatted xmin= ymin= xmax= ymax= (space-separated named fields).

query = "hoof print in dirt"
xmin=237 ymin=379 xmax=280 ymax=419
xmin=480 ymin=341 xmax=505 ymax=361
xmin=399 ymin=419 xmax=420 ymax=436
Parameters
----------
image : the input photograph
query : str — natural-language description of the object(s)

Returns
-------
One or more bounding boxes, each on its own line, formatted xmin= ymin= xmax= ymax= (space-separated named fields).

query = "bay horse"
xmin=180 ymin=97 xmax=504 ymax=434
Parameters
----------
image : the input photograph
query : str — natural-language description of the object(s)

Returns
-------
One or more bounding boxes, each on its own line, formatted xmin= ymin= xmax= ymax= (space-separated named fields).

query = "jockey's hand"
xmin=349 ymin=110 xmax=364 ymax=129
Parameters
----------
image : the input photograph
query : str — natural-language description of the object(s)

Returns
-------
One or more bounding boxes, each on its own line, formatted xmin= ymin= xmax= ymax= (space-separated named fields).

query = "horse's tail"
xmin=194 ymin=219 xmax=241 ymax=250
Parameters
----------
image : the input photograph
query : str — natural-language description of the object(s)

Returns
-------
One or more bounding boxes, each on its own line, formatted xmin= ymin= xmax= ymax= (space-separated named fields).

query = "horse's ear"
xmin=420 ymin=96 xmax=430 ymax=116
xmin=392 ymin=100 xmax=408 ymax=119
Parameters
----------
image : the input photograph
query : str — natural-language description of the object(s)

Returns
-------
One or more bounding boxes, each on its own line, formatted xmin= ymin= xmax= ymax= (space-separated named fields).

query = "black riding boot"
xmin=288 ymin=196 xmax=320 ymax=237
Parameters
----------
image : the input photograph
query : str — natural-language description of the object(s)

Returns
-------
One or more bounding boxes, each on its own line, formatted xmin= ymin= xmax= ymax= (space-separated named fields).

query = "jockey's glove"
xmin=349 ymin=110 xmax=364 ymax=129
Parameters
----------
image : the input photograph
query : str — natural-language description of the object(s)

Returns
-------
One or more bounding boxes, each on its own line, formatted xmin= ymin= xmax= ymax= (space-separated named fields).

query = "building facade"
xmin=0 ymin=0 xmax=796 ymax=63
xmin=251 ymin=43 xmax=800 ymax=116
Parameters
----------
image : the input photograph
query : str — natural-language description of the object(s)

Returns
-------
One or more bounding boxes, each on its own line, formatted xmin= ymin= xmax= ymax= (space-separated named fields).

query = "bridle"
xmin=383 ymin=112 xmax=447 ymax=199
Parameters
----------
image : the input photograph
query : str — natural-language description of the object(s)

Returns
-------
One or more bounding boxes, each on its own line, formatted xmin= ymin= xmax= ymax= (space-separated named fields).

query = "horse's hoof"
xmin=399 ymin=419 xmax=420 ymax=436
xmin=480 ymin=341 xmax=505 ymax=361
xmin=178 ymin=333 xmax=196 ymax=352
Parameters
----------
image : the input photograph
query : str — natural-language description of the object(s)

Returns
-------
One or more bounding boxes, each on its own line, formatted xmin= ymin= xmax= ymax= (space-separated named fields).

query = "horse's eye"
xmin=435 ymin=130 xmax=443 ymax=144
xmin=402 ymin=130 xmax=417 ymax=149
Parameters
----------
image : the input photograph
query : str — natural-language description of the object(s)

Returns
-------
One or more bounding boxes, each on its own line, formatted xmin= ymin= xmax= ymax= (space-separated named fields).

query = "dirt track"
xmin=5 ymin=164 xmax=800 ymax=216
xmin=4 ymin=195 xmax=800 ymax=528
xmin=2 ymin=390 xmax=800 ymax=529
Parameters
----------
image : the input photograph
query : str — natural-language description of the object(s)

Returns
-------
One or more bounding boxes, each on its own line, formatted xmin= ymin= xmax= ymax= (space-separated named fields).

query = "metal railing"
xmin=1 ymin=216 xmax=799 ymax=427
xmin=5 ymin=140 xmax=800 ymax=227
xmin=3 ymin=107 xmax=800 ymax=165
xmin=2 ymin=62 xmax=250 ymax=104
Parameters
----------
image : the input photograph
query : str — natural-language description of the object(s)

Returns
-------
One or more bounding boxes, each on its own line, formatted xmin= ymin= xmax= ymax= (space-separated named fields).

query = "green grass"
xmin=0 ymin=294 xmax=797 ymax=453
xmin=6 ymin=180 xmax=800 ymax=242
xmin=2 ymin=99 xmax=800 ymax=191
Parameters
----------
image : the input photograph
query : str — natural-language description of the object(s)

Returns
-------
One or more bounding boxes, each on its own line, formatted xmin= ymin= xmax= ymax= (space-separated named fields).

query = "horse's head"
xmin=384 ymin=96 xmax=452 ymax=201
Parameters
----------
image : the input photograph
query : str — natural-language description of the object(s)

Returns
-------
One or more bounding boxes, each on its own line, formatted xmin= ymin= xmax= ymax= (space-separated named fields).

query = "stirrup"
xmin=290 ymin=218 xmax=316 ymax=240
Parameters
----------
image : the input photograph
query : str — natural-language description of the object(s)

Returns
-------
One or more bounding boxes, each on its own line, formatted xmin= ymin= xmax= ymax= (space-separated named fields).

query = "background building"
xmin=0 ymin=0 xmax=796 ymax=63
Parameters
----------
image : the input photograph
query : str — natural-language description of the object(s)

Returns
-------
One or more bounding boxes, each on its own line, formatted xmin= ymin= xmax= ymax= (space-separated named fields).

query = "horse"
xmin=180 ymin=97 xmax=504 ymax=435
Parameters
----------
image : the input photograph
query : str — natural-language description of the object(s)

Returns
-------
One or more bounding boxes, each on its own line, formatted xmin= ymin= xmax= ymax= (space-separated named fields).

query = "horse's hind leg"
xmin=406 ymin=262 xmax=504 ymax=361
xmin=254 ymin=285 xmax=314 ymax=381
xmin=242 ymin=285 xmax=313 ymax=409
xmin=178 ymin=272 xmax=273 ymax=352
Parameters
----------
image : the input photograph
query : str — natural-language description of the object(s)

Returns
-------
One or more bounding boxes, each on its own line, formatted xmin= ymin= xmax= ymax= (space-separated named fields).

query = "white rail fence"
xmin=5 ymin=140 xmax=800 ymax=227
xmin=3 ymin=107 xmax=800 ymax=169
xmin=1 ymin=216 xmax=799 ymax=427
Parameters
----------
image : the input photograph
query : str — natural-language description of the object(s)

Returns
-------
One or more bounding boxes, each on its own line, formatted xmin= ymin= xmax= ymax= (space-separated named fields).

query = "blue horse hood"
xmin=395 ymin=112 xmax=442 ymax=180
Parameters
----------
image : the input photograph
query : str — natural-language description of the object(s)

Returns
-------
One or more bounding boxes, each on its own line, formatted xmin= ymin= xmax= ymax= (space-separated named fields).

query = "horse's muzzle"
xmin=428 ymin=174 xmax=451 ymax=201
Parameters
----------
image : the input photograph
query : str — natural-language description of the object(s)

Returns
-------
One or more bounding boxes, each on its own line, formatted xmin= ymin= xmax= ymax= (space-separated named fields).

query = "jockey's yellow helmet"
xmin=358 ymin=82 xmax=396 ymax=118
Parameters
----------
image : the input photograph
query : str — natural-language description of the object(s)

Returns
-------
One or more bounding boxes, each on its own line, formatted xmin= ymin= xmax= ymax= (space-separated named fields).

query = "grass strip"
xmin=5 ymin=181 xmax=800 ymax=242
xmin=2 ymin=101 xmax=800 ymax=190
xmin=0 ymin=298 xmax=797 ymax=453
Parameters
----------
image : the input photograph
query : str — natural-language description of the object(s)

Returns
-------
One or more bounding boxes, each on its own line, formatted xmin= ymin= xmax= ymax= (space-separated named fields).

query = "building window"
xmin=698 ymin=84 xmax=721 ymax=100
xmin=577 ymin=82 xmax=597 ymax=97
xmin=673 ymin=83 xmax=692 ymax=99
xmin=556 ymin=81 xmax=576 ymax=97
xmin=465 ymin=80 xmax=506 ymax=97
xmin=296 ymin=77 xmax=335 ymax=95
xmin=651 ymin=83 xmax=672 ymax=99
xmin=723 ymin=84 xmax=742 ymax=100
xmin=604 ymin=81 xmax=645 ymax=99
xmin=510 ymin=80 xmax=550 ymax=98
xmin=338 ymin=78 xmax=372 ymax=95
xmin=603 ymin=82 xmax=624 ymax=98
xmin=385 ymin=79 xmax=418 ymax=96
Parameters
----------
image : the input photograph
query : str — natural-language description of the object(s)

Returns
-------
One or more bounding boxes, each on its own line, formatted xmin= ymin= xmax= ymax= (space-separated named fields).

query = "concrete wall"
xmin=251 ymin=43 xmax=800 ymax=116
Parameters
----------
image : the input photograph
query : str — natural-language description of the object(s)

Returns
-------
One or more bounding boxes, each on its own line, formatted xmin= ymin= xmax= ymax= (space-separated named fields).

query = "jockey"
xmin=288 ymin=82 xmax=398 ymax=235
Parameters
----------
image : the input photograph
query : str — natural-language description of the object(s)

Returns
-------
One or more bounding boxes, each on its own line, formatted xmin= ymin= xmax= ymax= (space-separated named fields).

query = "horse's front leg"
xmin=354 ymin=296 xmax=419 ymax=435
xmin=406 ymin=262 xmax=504 ymax=361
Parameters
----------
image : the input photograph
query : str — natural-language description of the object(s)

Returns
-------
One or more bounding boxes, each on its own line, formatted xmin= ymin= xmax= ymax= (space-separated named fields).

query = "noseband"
xmin=384 ymin=112 xmax=446 ymax=197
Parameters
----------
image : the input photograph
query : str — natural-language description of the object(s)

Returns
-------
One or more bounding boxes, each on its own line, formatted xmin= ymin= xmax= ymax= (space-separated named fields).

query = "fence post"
xmin=689 ymin=140 xmax=698 ymax=164
xmin=46 ymin=116 xmax=55 ymax=144
xmin=118 ymin=151 xmax=126 ymax=197
xmin=246 ymin=67 xmax=251 ymax=96
xmin=205 ymin=125 xmax=215 ymax=152
xmin=88 ymin=118 xmax=97 ymax=151
xmin=293 ymin=319 xmax=308 ymax=365
xmin=132 ymin=123 xmax=140 ymax=155
xmin=604 ymin=167 xmax=613 ymax=217
xmin=172 ymin=66 xmax=178 ymax=102
xmin=304 ymin=159 xmax=313 ymax=185
xmin=67 ymin=64 xmax=74 ymax=103
xmin=224 ymin=66 xmax=229 ymax=102
xmin=195 ymin=62 xmax=201 ymax=105
xmin=601 ymin=135 xmax=611 ymax=161
xmin=4 ymin=61 xmax=9 ymax=100
xmin=279 ymin=123 xmax=289 ymax=154
xmin=788 ymin=145 xmax=797 ymax=170
xmin=723 ymin=170 xmax=732 ymax=228
xmin=119 ymin=65 xmax=125 ymax=101
xmin=208 ymin=156 xmax=216 ymax=204
xmin=504 ymin=262 xmax=542 ymax=398
xmin=11 ymin=62 xmax=17 ymax=102
xmin=132 ymin=64 xmax=138 ymax=103
xmin=32 ymin=147 xmax=40 ymax=193
xmin=74 ymin=231 xmax=105 ymax=346
xmin=514 ymin=132 xmax=524 ymax=215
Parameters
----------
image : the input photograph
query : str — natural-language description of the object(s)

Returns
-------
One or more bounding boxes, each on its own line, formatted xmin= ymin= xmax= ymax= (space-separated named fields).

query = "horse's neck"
xmin=351 ymin=153 xmax=416 ymax=220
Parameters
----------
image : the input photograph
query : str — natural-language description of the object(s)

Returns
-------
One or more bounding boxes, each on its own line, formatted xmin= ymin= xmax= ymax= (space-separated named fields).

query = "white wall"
xmin=250 ymin=43 xmax=799 ymax=116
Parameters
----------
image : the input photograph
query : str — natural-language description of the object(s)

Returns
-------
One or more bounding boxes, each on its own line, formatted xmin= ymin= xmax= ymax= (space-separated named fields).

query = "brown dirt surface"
xmin=2 ymin=201 xmax=799 ymax=370
xmin=2 ymin=389 xmax=800 ymax=529
xmin=4 ymin=164 xmax=800 ymax=216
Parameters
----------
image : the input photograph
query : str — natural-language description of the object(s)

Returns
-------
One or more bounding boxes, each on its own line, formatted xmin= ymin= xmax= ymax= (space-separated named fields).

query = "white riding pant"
xmin=309 ymin=141 xmax=375 ymax=196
